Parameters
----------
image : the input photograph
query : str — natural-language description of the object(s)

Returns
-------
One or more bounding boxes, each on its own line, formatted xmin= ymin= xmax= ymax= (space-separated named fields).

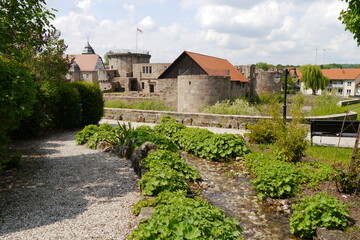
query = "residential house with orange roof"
xmin=65 ymin=42 xmax=105 ymax=83
xmin=300 ymin=68 xmax=360 ymax=96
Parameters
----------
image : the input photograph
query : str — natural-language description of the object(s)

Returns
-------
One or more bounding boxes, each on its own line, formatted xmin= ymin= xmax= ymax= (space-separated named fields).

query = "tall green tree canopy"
xmin=339 ymin=0 xmax=360 ymax=46
xmin=0 ymin=0 xmax=56 ymax=60
xmin=300 ymin=65 xmax=329 ymax=95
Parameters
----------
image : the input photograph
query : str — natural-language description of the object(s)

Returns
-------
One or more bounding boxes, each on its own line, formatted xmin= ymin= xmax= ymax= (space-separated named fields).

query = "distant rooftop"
xmin=108 ymin=49 xmax=150 ymax=55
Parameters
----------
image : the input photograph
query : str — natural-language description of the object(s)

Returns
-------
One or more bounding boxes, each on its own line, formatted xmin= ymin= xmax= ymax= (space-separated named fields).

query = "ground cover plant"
xmin=290 ymin=193 xmax=349 ymax=239
xmin=128 ymin=191 xmax=243 ymax=240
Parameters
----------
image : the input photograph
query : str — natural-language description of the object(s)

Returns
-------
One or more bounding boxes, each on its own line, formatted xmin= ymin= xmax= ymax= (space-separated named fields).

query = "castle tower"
xmin=107 ymin=50 xmax=151 ymax=77
xmin=82 ymin=41 xmax=96 ymax=54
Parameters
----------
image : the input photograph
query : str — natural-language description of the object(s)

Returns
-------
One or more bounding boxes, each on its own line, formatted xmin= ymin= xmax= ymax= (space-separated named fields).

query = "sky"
xmin=46 ymin=0 xmax=360 ymax=66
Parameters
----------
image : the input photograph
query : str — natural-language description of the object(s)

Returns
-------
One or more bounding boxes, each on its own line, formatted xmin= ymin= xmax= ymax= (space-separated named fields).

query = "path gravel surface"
xmin=0 ymin=130 xmax=141 ymax=240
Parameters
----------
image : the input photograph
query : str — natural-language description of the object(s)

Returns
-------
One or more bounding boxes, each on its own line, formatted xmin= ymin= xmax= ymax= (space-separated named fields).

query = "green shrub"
xmin=52 ymin=81 xmax=81 ymax=128
xmin=245 ymin=119 xmax=278 ymax=144
xmin=71 ymin=81 xmax=104 ymax=126
xmin=132 ymin=198 xmax=157 ymax=216
xmin=142 ymin=150 xmax=199 ymax=182
xmin=138 ymin=167 xmax=190 ymax=196
xmin=202 ymin=98 xmax=260 ymax=115
xmin=290 ymin=193 xmax=349 ymax=239
xmin=274 ymin=121 xmax=309 ymax=162
xmin=173 ymin=127 xmax=213 ymax=154
xmin=153 ymin=117 xmax=186 ymax=138
xmin=198 ymin=133 xmax=250 ymax=162
xmin=128 ymin=191 xmax=243 ymax=239
xmin=0 ymin=57 xmax=37 ymax=139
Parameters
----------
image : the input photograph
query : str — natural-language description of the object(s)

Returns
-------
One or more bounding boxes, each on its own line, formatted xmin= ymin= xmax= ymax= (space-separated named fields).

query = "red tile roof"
xmin=64 ymin=54 xmax=102 ymax=71
xmin=185 ymin=51 xmax=249 ymax=82
xmin=321 ymin=68 xmax=360 ymax=80
xmin=290 ymin=68 xmax=360 ymax=81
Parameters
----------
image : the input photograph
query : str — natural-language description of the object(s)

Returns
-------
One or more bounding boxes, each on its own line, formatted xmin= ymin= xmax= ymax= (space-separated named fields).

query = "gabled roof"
xmin=65 ymin=54 xmax=102 ymax=71
xmin=159 ymin=51 xmax=248 ymax=82
xmin=289 ymin=68 xmax=360 ymax=81
xmin=321 ymin=68 xmax=360 ymax=80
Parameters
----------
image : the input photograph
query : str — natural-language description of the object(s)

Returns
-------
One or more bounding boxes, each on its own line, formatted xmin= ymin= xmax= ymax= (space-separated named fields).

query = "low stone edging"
xmin=103 ymin=108 xmax=358 ymax=130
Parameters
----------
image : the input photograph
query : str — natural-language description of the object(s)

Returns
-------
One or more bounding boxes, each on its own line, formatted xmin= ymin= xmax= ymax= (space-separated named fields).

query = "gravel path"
xmin=0 ymin=130 xmax=141 ymax=240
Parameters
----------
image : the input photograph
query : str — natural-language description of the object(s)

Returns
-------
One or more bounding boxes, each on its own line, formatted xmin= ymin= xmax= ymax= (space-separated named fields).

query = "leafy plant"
xmin=251 ymin=160 xmax=300 ymax=200
xmin=86 ymin=130 xmax=112 ymax=150
xmin=198 ymin=133 xmax=250 ymax=162
xmin=173 ymin=127 xmax=213 ymax=154
xmin=76 ymin=123 xmax=113 ymax=145
xmin=142 ymin=150 xmax=199 ymax=182
xmin=127 ymin=126 xmax=178 ymax=152
xmin=333 ymin=162 xmax=360 ymax=194
xmin=297 ymin=161 xmax=336 ymax=188
xmin=128 ymin=191 xmax=243 ymax=239
xmin=290 ymin=193 xmax=349 ymax=239
xmin=132 ymin=198 xmax=157 ymax=216
xmin=153 ymin=116 xmax=186 ymax=138
xmin=138 ymin=167 xmax=190 ymax=196
xmin=105 ymin=122 xmax=134 ymax=146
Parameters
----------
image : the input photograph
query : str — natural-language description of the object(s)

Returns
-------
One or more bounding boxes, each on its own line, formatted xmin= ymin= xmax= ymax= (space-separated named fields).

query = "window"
xmin=150 ymin=84 xmax=155 ymax=93
xmin=347 ymin=81 xmax=352 ymax=86
xmin=338 ymin=89 xmax=343 ymax=95
xmin=86 ymin=73 xmax=89 ymax=78
xmin=347 ymin=89 xmax=351 ymax=95
xmin=142 ymin=66 xmax=152 ymax=74
xmin=141 ymin=82 xmax=145 ymax=89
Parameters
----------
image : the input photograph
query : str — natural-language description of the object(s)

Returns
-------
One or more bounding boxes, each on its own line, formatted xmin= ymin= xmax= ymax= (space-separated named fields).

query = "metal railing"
xmin=108 ymin=49 xmax=150 ymax=55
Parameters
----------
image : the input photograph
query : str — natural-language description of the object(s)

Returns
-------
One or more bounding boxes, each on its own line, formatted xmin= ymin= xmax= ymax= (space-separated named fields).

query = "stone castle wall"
xmin=177 ymin=75 xmax=231 ymax=112
xmin=255 ymin=70 xmax=281 ymax=95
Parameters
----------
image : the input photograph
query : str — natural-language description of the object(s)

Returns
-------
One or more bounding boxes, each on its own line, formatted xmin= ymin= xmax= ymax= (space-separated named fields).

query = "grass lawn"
xmin=305 ymin=145 xmax=353 ymax=165
xmin=342 ymin=103 xmax=360 ymax=120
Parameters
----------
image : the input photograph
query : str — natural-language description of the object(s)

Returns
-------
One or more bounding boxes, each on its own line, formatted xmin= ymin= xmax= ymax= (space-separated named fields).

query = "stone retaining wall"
xmin=103 ymin=108 xmax=358 ymax=129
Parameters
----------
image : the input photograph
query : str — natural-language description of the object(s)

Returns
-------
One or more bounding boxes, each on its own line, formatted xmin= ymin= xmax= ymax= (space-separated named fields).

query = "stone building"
xmin=158 ymin=51 xmax=250 ymax=112
xmin=65 ymin=42 xmax=105 ymax=84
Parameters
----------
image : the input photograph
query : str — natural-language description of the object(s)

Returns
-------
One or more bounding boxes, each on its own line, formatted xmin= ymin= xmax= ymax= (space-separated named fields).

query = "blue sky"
xmin=47 ymin=0 xmax=360 ymax=65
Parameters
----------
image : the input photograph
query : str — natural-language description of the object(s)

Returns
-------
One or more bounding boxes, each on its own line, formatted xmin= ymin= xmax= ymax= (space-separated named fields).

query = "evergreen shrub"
xmin=71 ymin=82 xmax=104 ymax=126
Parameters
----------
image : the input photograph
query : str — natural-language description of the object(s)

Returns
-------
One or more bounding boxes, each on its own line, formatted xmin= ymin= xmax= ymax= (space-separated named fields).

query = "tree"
xmin=300 ymin=65 xmax=329 ymax=95
xmin=339 ymin=0 xmax=360 ymax=46
xmin=0 ymin=0 xmax=56 ymax=60
xmin=256 ymin=62 xmax=274 ymax=71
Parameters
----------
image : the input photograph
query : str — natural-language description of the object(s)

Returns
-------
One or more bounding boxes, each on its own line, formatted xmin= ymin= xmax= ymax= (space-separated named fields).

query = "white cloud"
xmin=49 ymin=0 xmax=360 ymax=65
xmin=77 ymin=0 xmax=92 ymax=12
xmin=139 ymin=16 xmax=156 ymax=30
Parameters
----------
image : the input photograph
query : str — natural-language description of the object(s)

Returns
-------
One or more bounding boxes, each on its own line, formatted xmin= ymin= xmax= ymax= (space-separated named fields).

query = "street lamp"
xmin=274 ymin=68 xmax=299 ymax=123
